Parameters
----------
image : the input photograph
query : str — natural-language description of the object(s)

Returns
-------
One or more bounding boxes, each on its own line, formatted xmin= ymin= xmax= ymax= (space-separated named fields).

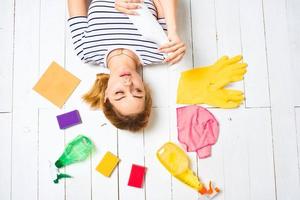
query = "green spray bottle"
xmin=53 ymin=135 xmax=94 ymax=183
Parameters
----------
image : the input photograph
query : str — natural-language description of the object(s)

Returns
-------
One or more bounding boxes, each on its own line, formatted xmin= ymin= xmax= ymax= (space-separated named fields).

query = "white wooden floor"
xmin=1 ymin=0 xmax=300 ymax=200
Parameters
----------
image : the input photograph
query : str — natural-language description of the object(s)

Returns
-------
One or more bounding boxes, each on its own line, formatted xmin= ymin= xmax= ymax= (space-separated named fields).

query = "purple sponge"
xmin=56 ymin=110 xmax=82 ymax=129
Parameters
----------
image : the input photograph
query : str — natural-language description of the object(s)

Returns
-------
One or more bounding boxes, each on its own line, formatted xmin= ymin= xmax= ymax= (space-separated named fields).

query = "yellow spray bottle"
xmin=157 ymin=142 xmax=220 ymax=197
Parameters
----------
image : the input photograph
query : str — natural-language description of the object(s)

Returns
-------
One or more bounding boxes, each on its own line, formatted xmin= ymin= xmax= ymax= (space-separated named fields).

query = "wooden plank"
xmin=64 ymin=109 xmax=92 ymax=200
xmin=215 ymin=0 xmax=241 ymax=56
xmin=40 ymin=0 xmax=65 ymax=67
xmin=144 ymin=108 xmax=171 ymax=200
xmin=0 ymin=0 xmax=14 ymax=112
xmin=246 ymin=108 xmax=276 ymax=200
xmin=0 ymin=113 xmax=12 ymax=200
xmin=262 ymin=0 xmax=300 ymax=199
xmin=212 ymin=108 xmax=275 ymax=200
xmin=33 ymin=0 xmax=66 ymax=109
xmin=168 ymin=0 xmax=198 ymax=199
xmin=191 ymin=0 xmax=218 ymax=66
xmin=88 ymin=111 xmax=119 ymax=200
xmin=37 ymin=1 xmax=67 ymax=198
xmin=214 ymin=0 xmax=243 ymax=93
xmin=286 ymin=0 xmax=300 ymax=106
xmin=38 ymin=109 xmax=64 ymax=200
xmin=196 ymin=109 xmax=225 ymax=200
xmin=118 ymin=129 xmax=145 ymax=200
xmin=190 ymin=1 xmax=225 ymax=200
xmin=296 ymin=108 xmax=300 ymax=173
xmin=64 ymin=2 xmax=114 ymax=199
xmin=13 ymin=0 xmax=40 ymax=109
xmin=11 ymin=0 xmax=40 ymax=199
xmin=11 ymin=109 xmax=38 ymax=200
xmin=239 ymin=0 xmax=270 ymax=107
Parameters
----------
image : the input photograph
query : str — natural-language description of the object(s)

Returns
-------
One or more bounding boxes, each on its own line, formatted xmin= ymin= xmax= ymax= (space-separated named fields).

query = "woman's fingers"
xmin=169 ymin=53 xmax=184 ymax=65
xmin=164 ymin=46 xmax=186 ymax=64
xmin=159 ymin=40 xmax=177 ymax=50
xmin=159 ymin=32 xmax=186 ymax=64
xmin=160 ymin=42 xmax=185 ymax=53
xmin=115 ymin=5 xmax=138 ymax=15
xmin=115 ymin=1 xmax=140 ymax=9
xmin=115 ymin=0 xmax=142 ymax=15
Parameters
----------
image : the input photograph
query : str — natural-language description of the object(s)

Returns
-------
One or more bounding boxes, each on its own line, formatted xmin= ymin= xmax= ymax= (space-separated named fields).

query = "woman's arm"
xmin=68 ymin=0 xmax=88 ymax=17
xmin=156 ymin=0 xmax=177 ymax=34
xmin=67 ymin=0 xmax=89 ymax=62
xmin=157 ymin=0 xmax=186 ymax=65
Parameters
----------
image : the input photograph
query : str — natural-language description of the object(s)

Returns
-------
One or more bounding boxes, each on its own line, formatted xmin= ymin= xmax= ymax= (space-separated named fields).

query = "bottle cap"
xmin=55 ymin=160 xmax=64 ymax=168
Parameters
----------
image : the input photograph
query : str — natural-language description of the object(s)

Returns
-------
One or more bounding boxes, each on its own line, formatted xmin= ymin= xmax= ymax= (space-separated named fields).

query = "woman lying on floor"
xmin=67 ymin=0 xmax=186 ymax=131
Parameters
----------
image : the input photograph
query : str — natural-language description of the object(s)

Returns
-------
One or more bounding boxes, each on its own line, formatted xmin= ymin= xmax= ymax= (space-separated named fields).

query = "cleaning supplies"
xmin=177 ymin=55 xmax=247 ymax=108
xmin=177 ymin=105 xmax=219 ymax=159
xmin=53 ymin=135 xmax=94 ymax=183
xmin=157 ymin=142 xmax=220 ymax=198
xmin=127 ymin=3 xmax=169 ymax=47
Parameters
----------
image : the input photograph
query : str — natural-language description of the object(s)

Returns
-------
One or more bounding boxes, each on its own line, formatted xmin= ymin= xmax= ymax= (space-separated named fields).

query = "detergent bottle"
xmin=157 ymin=142 xmax=220 ymax=198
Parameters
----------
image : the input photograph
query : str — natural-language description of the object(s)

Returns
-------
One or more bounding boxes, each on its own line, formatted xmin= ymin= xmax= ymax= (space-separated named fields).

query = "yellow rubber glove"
xmin=157 ymin=142 xmax=220 ymax=195
xmin=177 ymin=55 xmax=247 ymax=108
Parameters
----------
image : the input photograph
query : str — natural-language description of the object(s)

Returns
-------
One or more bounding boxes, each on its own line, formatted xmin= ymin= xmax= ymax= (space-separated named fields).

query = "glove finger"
xmin=211 ymin=90 xmax=242 ymax=108
xmin=218 ymin=66 xmax=247 ymax=77
xmin=219 ymin=63 xmax=247 ymax=77
xmin=226 ymin=62 xmax=248 ymax=71
xmin=221 ymin=68 xmax=246 ymax=80
xmin=229 ymin=93 xmax=244 ymax=101
xmin=231 ymin=75 xmax=244 ymax=82
xmin=222 ymin=100 xmax=241 ymax=108
xmin=225 ymin=55 xmax=243 ymax=65
xmin=225 ymin=89 xmax=244 ymax=101
xmin=213 ymin=69 xmax=246 ymax=88
xmin=211 ymin=78 xmax=231 ymax=89
xmin=232 ymin=68 xmax=247 ymax=76
xmin=214 ymin=56 xmax=229 ymax=67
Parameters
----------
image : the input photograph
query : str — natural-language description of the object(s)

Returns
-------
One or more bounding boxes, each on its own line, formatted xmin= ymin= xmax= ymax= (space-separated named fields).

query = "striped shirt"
xmin=68 ymin=0 xmax=168 ymax=67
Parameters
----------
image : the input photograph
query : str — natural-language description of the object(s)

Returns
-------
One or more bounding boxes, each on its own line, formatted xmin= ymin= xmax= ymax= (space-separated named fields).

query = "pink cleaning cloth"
xmin=176 ymin=105 xmax=219 ymax=159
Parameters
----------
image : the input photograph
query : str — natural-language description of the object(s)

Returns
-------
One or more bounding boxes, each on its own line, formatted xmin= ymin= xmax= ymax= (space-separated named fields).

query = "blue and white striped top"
xmin=68 ymin=0 xmax=168 ymax=67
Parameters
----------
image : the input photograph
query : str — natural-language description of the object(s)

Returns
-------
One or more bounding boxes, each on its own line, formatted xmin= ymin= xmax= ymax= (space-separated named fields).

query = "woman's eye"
xmin=115 ymin=91 xmax=124 ymax=95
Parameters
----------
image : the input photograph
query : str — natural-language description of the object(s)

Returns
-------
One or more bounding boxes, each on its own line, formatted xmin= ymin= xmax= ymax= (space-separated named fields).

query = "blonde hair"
xmin=82 ymin=73 xmax=152 ymax=132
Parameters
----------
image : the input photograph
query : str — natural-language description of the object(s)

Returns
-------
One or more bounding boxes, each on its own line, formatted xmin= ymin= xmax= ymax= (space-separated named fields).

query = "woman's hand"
xmin=115 ymin=0 xmax=143 ymax=15
xmin=159 ymin=32 xmax=186 ymax=65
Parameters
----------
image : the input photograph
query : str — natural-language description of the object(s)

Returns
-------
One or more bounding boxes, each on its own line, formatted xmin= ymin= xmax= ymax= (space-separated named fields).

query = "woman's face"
xmin=105 ymin=67 xmax=146 ymax=116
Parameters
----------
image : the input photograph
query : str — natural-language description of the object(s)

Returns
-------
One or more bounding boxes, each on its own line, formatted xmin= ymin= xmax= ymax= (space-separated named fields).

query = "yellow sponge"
xmin=96 ymin=151 xmax=120 ymax=177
